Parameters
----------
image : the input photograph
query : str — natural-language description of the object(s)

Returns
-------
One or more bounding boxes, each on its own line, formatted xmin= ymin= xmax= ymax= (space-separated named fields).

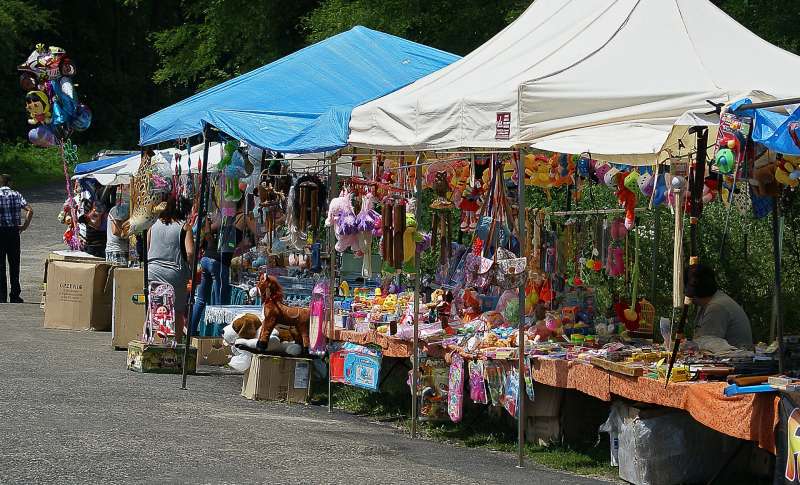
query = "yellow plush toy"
xmin=402 ymin=212 xmax=422 ymax=272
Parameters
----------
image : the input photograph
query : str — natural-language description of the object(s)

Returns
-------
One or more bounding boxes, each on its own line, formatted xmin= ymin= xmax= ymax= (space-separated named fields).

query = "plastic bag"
xmin=228 ymin=347 xmax=252 ymax=372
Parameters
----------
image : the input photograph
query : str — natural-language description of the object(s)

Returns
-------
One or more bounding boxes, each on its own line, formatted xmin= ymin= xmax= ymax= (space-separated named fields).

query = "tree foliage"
xmin=151 ymin=0 xmax=318 ymax=90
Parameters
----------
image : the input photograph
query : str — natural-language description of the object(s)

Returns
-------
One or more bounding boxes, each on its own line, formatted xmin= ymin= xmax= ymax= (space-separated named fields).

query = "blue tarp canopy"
xmin=733 ymin=98 xmax=800 ymax=156
xmin=139 ymin=26 xmax=459 ymax=152
xmin=73 ymin=154 xmax=132 ymax=176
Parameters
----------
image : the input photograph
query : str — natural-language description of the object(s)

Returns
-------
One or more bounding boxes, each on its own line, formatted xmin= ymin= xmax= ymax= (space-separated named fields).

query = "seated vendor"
xmin=686 ymin=264 xmax=753 ymax=349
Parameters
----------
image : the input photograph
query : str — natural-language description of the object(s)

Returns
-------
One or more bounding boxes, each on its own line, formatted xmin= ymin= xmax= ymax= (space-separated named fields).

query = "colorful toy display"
xmin=19 ymin=44 xmax=91 ymax=147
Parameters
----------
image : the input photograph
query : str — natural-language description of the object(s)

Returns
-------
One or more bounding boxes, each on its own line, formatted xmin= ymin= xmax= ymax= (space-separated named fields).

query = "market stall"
xmin=130 ymin=27 xmax=458 ymax=387
xmin=338 ymin=0 xmax=800 ymax=473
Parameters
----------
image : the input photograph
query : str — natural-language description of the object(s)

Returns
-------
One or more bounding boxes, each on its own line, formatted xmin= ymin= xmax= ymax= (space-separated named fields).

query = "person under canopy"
xmin=685 ymin=264 xmax=753 ymax=350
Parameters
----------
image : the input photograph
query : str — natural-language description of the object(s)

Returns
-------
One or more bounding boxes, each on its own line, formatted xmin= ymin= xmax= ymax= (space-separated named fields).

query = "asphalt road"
xmin=0 ymin=184 xmax=608 ymax=484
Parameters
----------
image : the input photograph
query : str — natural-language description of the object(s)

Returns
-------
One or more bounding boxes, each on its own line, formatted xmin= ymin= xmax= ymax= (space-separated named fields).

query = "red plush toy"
xmin=616 ymin=175 xmax=637 ymax=229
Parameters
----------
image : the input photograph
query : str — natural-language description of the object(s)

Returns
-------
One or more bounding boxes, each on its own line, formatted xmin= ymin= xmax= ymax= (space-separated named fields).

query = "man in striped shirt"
xmin=0 ymin=174 xmax=33 ymax=303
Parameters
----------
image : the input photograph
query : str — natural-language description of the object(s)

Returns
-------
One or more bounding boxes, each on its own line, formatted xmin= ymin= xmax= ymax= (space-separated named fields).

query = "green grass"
xmin=324 ymin=384 xmax=617 ymax=479
xmin=0 ymin=141 xmax=109 ymax=189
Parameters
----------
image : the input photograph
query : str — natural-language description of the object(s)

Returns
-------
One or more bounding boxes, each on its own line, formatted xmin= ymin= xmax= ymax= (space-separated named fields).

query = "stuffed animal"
xmin=402 ymin=211 xmax=423 ymax=272
xmin=236 ymin=274 xmax=311 ymax=354
xmin=616 ymin=175 xmax=637 ymax=229
xmin=326 ymin=190 xmax=360 ymax=253
xmin=775 ymin=154 xmax=799 ymax=188
xmin=224 ymin=313 xmax=302 ymax=361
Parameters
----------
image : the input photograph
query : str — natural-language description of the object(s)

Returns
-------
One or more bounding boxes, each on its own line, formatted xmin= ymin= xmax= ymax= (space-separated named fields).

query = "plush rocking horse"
xmin=229 ymin=274 xmax=310 ymax=355
xmin=256 ymin=274 xmax=310 ymax=352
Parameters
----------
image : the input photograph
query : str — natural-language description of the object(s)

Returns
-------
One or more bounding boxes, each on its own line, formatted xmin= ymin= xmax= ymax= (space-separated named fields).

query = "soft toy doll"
xmin=617 ymin=175 xmax=637 ymax=229
xmin=326 ymin=190 xmax=360 ymax=253
xmin=223 ymin=313 xmax=302 ymax=371
xmin=402 ymin=211 xmax=423 ymax=273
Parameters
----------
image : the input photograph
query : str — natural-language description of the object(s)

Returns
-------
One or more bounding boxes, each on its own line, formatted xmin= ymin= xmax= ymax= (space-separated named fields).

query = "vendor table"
xmin=325 ymin=329 xmax=779 ymax=453
xmin=200 ymin=305 xmax=263 ymax=336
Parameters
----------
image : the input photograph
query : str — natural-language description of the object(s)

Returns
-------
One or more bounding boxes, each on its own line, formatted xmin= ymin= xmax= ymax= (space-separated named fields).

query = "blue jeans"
xmin=219 ymin=259 xmax=231 ymax=305
xmin=191 ymin=256 xmax=221 ymax=334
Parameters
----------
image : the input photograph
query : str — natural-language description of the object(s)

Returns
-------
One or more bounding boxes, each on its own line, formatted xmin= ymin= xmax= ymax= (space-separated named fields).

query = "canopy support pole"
xmin=328 ymin=153 xmax=338 ymax=413
xmin=516 ymin=148 xmax=527 ymax=468
xmin=411 ymin=153 xmax=422 ymax=440
xmin=181 ymin=128 xmax=211 ymax=390
xmin=734 ymin=97 xmax=800 ymax=111
xmin=773 ymin=201 xmax=785 ymax=373
xmin=665 ymin=127 xmax=707 ymax=386
xmin=140 ymin=148 xmax=149 ymax=338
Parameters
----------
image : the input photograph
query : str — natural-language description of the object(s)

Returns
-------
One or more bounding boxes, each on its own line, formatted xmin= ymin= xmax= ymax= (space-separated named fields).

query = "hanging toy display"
xmin=430 ymin=170 xmax=454 ymax=267
xmin=618 ymin=171 xmax=637 ymax=229
xmin=217 ymin=141 xmax=248 ymax=201
xmin=615 ymin=224 xmax=641 ymax=331
xmin=129 ymin=150 xmax=172 ymax=234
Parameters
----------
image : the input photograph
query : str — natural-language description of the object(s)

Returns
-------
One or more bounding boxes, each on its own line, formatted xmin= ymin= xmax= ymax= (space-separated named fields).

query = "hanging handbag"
xmin=494 ymin=247 xmax=527 ymax=290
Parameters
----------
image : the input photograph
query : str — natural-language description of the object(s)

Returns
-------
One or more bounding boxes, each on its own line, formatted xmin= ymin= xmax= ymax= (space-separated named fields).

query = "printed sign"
xmin=495 ymin=112 xmax=511 ymax=140
xmin=293 ymin=361 xmax=310 ymax=389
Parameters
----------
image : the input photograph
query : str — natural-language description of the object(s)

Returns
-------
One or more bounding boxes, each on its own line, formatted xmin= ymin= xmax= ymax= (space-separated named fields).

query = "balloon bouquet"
xmin=19 ymin=44 xmax=91 ymax=146
xmin=19 ymin=44 xmax=93 ymax=249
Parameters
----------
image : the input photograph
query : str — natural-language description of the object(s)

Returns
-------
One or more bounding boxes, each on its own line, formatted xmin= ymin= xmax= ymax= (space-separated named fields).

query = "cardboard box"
xmin=112 ymin=268 xmax=146 ymax=349
xmin=241 ymin=355 xmax=311 ymax=403
xmin=41 ymin=251 xmax=105 ymax=307
xmin=126 ymin=340 xmax=197 ymax=374
xmin=43 ymin=260 xmax=113 ymax=331
xmin=191 ymin=337 xmax=231 ymax=366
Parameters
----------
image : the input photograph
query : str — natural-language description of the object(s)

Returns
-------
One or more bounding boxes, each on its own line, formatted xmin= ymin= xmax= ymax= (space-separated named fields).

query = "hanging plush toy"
xmin=616 ymin=173 xmax=637 ymax=229
xmin=402 ymin=210 xmax=423 ymax=273
xmin=218 ymin=141 xmax=247 ymax=201
xmin=430 ymin=171 xmax=453 ymax=267
xmin=326 ymin=190 xmax=360 ymax=253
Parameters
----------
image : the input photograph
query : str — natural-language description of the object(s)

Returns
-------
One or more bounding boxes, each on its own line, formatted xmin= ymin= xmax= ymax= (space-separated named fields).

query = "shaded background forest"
xmin=1 ymin=0 xmax=799 ymax=342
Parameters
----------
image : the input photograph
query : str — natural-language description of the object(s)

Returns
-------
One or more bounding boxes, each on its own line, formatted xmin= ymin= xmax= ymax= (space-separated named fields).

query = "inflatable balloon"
xmin=28 ymin=125 xmax=58 ymax=147
xmin=18 ymin=43 xmax=90 ymax=144
xmin=25 ymin=91 xmax=51 ymax=125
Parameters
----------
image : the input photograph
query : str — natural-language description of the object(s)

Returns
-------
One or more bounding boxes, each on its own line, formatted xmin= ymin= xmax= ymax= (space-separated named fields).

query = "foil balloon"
xmin=19 ymin=44 xmax=91 ymax=144
xmin=28 ymin=125 xmax=58 ymax=147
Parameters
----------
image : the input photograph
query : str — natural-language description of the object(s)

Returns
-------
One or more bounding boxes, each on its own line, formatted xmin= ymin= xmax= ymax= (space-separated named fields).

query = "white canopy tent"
xmin=74 ymin=142 xmax=225 ymax=185
xmin=348 ymin=0 xmax=800 ymax=164
xmin=77 ymin=144 xmax=353 ymax=186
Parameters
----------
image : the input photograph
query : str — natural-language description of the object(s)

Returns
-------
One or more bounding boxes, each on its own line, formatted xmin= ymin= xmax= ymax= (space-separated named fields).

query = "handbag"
xmin=494 ymin=247 xmax=527 ymax=290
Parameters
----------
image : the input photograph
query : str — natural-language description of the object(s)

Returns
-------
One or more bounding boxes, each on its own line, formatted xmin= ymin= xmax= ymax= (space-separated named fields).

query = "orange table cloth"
xmin=327 ymin=329 xmax=414 ymax=358
xmin=532 ymin=359 xmax=778 ymax=453
xmin=326 ymin=331 xmax=778 ymax=452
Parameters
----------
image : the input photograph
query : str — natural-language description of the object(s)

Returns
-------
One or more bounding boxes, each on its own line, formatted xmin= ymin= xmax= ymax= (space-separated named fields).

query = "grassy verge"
xmin=0 ymin=141 xmax=109 ymax=189
xmin=322 ymin=385 xmax=617 ymax=480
